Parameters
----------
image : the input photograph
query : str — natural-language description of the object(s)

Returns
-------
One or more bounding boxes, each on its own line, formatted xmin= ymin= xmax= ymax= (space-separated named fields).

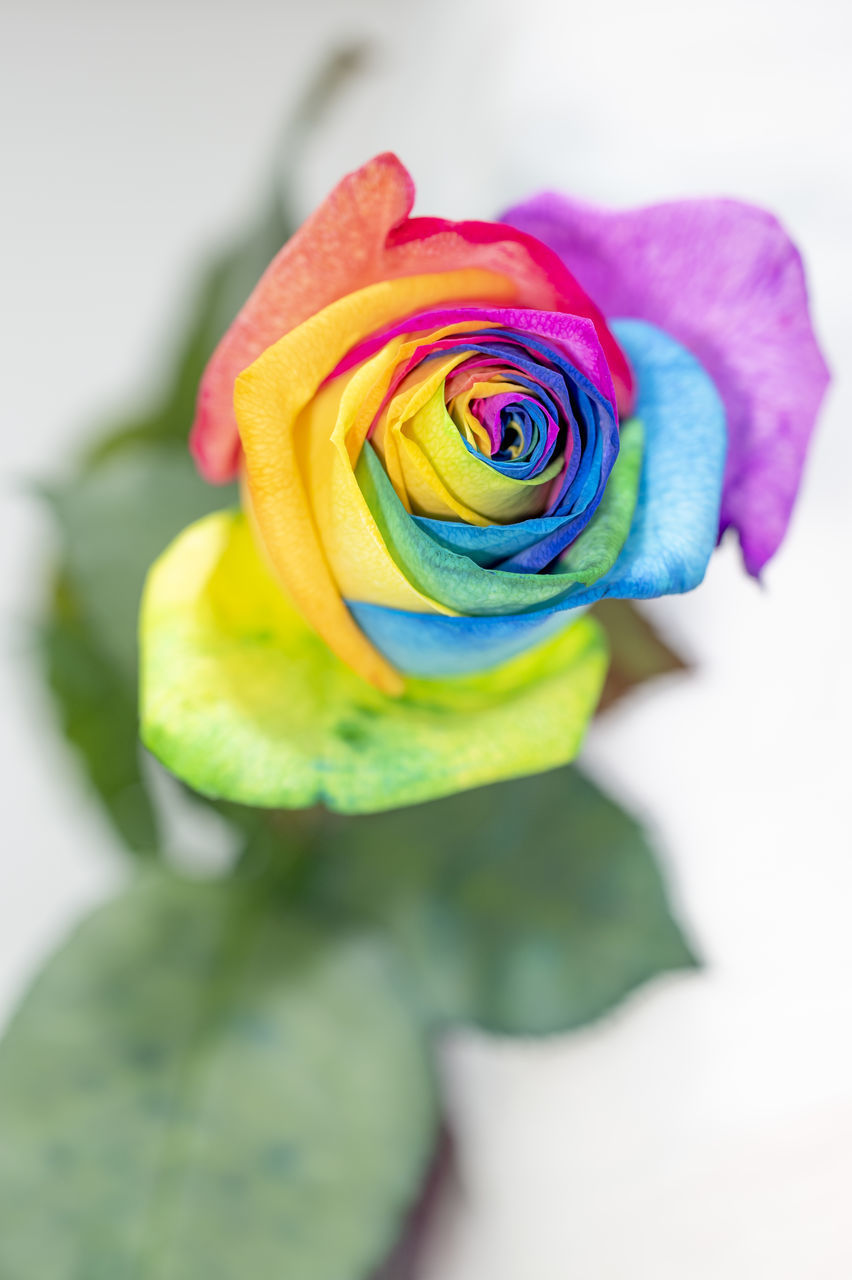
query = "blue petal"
xmin=568 ymin=319 xmax=727 ymax=603
xmin=347 ymin=321 xmax=726 ymax=677
xmin=412 ymin=513 xmax=569 ymax=567
xmin=347 ymin=603 xmax=572 ymax=677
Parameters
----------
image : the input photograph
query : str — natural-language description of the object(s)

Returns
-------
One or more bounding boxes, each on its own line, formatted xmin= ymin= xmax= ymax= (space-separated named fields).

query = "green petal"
xmin=557 ymin=417 xmax=644 ymax=577
xmin=140 ymin=511 xmax=609 ymax=813
xmin=356 ymin=418 xmax=644 ymax=614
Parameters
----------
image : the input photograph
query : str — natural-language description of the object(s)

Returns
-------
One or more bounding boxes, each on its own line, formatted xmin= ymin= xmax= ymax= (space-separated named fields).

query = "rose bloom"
xmin=140 ymin=155 xmax=828 ymax=812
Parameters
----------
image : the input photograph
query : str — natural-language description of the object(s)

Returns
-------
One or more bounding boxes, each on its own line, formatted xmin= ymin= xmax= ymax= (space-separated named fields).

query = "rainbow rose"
xmin=140 ymin=154 xmax=828 ymax=812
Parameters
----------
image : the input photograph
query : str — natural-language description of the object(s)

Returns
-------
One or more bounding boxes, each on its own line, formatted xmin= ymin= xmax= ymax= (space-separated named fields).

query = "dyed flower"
xmin=140 ymin=154 xmax=828 ymax=812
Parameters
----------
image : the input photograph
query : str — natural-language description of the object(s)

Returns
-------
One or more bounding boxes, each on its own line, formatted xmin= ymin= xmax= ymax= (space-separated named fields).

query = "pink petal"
xmin=191 ymin=155 xmax=632 ymax=483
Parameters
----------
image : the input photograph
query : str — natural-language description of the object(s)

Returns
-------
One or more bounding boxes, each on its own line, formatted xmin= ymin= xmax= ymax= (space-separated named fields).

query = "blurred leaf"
xmin=37 ymin=447 xmax=232 ymax=857
xmin=304 ymin=765 xmax=696 ymax=1036
xmin=0 ymin=872 xmax=436 ymax=1280
xmin=83 ymin=224 xmax=288 ymax=466
xmin=48 ymin=445 xmax=235 ymax=681
xmin=592 ymin=598 xmax=689 ymax=712
xmin=38 ymin=46 xmax=372 ymax=857
xmin=40 ymin=572 xmax=159 ymax=855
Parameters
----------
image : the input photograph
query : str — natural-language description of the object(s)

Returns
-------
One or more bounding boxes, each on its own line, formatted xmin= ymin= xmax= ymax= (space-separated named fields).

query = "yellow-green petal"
xmin=140 ymin=511 xmax=609 ymax=814
xmin=356 ymin=418 xmax=644 ymax=615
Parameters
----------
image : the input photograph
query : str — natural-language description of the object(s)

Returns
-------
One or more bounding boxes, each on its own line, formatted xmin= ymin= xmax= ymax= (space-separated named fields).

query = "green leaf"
xmin=592 ymin=598 xmax=689 ymax=712
xmin=48 ymin=444 xmax=235 ymax=681
xmin=140 ymin=510 xmax=608 ymax=814
xmin=38 ymin=447 xmax=233 ymax=857
xmin=0 ymin=872 xmax=437 ymax=1280
xmin=304 ymin=765 xmax=696 ymax=1035
xmin=40 ymin=572 xmax=159 ymax=854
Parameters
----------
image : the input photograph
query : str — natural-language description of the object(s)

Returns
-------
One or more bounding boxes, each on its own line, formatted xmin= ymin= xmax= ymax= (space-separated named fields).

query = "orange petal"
xmin=192 ymin=153 xmax=634 ymax=483
xmin=192 ymin=153 xmax=416 ymax=482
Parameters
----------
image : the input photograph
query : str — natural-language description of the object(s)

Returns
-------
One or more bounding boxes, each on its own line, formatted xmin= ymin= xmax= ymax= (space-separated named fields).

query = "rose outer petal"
xmin=348 ymin=322 xmax=725 ymax=676
xmin=503 ymin=191 xmax=830 ymax=575
xmin=139 ymin=510 xmax=608 ymax=814
xmin=191 ymin=153 xmax=632 ymax=483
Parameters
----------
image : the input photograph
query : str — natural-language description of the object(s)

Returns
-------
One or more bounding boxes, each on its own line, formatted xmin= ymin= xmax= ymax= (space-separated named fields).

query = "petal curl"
xmin=139 ymin=511 xmax=608 ymax=813
xmin=373 ymin=365 xmax=560 ymax=525
xmin=336 ymin=304 xmax=621 ymax=565
xmin=355 ymin=419 xmax=643 ymax=616
xmin=192 ymin=154 xmax=632 ymax=482
xmin=349 ymin=321 xmax=725 ymax=675
xmin=503 ymin=191 xmax=829 ymax=574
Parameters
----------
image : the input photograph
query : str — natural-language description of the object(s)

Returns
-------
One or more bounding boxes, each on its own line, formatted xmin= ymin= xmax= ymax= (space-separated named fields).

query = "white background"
xmin=2 ymin=1 xmax=851 ymax=1275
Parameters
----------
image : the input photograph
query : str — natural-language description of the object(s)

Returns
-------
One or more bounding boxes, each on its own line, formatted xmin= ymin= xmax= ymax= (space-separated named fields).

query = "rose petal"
xmin=349 ymin=322 xmax=725 ymax=674
xmin=503 ymin=191 xmax=830 ymax=574
xmin=354 ymin=419 xmax=643 ymax=617
xmin=236 ymin=270 xmax=516 ymax=694
xmin=139 ymin=510 xmax=608 ymax=813
xmin=570 ymin=319 xmax=727 ymax=603
xmin=192 ymin=153 xmax=632 ymax=482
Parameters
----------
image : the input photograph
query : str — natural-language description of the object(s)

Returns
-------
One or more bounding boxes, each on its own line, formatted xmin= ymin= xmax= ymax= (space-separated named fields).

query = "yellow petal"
xmin=235 ymin=270 xmax=516 ymax=693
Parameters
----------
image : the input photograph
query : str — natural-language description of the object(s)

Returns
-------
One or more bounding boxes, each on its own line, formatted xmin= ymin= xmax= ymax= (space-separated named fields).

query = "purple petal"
xmin=502 ymin=193 xmax=830 ymax=574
